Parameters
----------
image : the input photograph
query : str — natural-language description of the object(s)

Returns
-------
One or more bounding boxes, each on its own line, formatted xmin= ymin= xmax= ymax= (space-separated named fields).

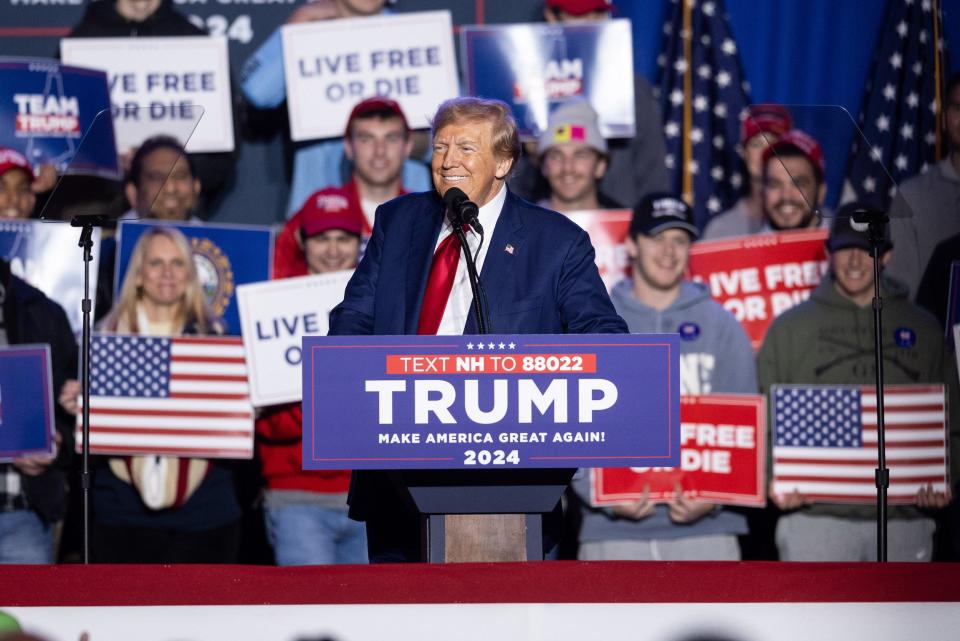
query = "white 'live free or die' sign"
xmin=281 ymin=11 xmax=459 ymax=141
xmin=237 ymin=271 xmax=353 ymax=407
xmin=61 ymin=35 xmax=235 ymax=153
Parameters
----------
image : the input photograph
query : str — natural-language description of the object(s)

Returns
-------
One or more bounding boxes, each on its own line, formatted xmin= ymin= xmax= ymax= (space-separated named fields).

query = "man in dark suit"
xmin=330 ymin=96 xmax=627 ymax=562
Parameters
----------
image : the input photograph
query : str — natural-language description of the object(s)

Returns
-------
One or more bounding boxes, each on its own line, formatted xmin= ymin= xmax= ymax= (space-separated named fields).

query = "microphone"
xmin=848 ymin=207 xmax=887 ymax=232
xmin=442 ymin=187 xmax=483 ymax=235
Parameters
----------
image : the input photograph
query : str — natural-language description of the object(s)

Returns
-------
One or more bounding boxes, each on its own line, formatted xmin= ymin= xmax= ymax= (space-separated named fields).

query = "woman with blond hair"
xmin=101 ymin=226 xmax=220 ymax=336
xmin=62 ymin=226 xmax=241 ymax=563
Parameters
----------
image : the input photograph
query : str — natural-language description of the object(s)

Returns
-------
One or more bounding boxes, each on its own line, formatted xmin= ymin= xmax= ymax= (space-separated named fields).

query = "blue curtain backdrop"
xmin=619 ymin=0 xmax=959 ymax=208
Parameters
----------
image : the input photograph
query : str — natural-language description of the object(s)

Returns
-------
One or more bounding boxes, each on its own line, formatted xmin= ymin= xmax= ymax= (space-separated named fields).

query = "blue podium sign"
xmin=303 ymin=333 xmax=679 ymax=470
xmin=0 ymin=345 xmax=55 ymax=462
xmin=947 ymin=260 xmax=959 ymax=341
xmin=0 ymin=58 xmax=118 ymax=178
xmin=460 ymin=21 xmax=635 ymax=140
xmin=116 ymin=220 xmax=274 ymax=336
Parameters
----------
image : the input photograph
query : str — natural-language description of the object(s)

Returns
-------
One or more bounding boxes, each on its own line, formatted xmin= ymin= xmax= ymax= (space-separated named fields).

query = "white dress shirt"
xmin=434 ymin=184 xmax=507 ymax=335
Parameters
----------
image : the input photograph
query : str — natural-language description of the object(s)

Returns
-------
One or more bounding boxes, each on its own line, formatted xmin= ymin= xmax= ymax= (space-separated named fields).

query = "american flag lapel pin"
xmin=504 ymin=243 xmax=514 ymax=255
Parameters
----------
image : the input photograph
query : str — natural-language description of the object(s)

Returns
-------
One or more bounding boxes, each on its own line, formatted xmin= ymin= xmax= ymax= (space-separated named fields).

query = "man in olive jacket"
xmin=758 ymin=208 xmax=956 ymax=561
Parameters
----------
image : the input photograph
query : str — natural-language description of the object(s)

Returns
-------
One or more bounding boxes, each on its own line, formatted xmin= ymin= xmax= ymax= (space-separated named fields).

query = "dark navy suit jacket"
xmin=330 ymin=189 xmax=627 ymax=337
xmin=328 ymin=189 xmax=627 ymax=555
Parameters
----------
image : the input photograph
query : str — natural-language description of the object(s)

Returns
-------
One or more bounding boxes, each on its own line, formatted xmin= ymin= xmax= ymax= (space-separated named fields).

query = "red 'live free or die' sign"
xmin=591 ymin=394 xmax=766 ymax=508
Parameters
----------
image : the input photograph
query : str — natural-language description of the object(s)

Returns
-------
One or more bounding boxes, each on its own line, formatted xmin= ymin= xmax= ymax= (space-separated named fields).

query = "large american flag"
xmin=76 ymin=334 xmax=254 ymax=459
xmin=656 ymin=0 xmax=751 ymax=230
xmin=843 ymin=0 xmax=950 ymax=210
xmin=771 ymin=384 xmax=947 ymax=504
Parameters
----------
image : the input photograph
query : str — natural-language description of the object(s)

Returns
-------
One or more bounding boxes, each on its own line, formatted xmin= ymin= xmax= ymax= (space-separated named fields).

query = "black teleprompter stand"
xmin=852 ymin=209 xmax=891 ymax=562
xmin=72 ymin=215 xmax=109 ymax=564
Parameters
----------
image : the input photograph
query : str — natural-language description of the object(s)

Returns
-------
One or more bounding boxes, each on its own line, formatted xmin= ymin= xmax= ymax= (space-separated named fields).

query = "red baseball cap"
xmin=297 ymin=190 xmax=364 ymax=238
xmin=344 ymin=96 xmax=410 ymax=137
xmin=545 ymin=0 xmax=612 ymax=15
xmin=0 ymin=147 xmax=34 ymax=181
xmin=762 ymin=129 xmax=825 ymax=179
xmin=741 ymin=103 xmax=792 ymax=144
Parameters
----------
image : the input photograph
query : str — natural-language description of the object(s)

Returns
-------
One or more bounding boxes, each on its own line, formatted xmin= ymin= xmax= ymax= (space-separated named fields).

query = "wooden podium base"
xmin=427 ymin=514 xmax=543 ymax=562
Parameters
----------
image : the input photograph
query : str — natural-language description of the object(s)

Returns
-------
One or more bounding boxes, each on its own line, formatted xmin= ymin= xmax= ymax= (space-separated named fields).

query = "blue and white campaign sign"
xmin=460 ymin=20 xmax=635 ymax=140
xmin=954 ymin=325 xmax=960 ymax=382
xmin=60 ymin=36 xmax=234 ymax=153
xmin=947 ymin=260 xmax=959 ymax=341
xmin=303 ymin=333 xmax=680 ymax=470
xmin=116 ymin=220 xmax=273 ymax=336
xmin=237 ymin=270 xmax=353 ymax=407
xmin=0 ymin=219 xmax=101 ymax=335
xmin=0 ymin=345 xmax=55 ymax=462
xmin=282 ymin=11 xmax=459 ymax=141
xmin=0 ymin=58 xmax=118 ymax=179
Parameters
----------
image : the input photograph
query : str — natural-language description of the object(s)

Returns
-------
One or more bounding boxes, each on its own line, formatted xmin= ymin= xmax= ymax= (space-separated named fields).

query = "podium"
xmin=399 ymin=468 xmax=574 ymax=562
xmin=302 ymin=333 xmax=680 ymax=563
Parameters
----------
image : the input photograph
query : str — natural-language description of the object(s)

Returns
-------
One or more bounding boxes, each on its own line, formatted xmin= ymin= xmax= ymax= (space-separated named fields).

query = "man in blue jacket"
xmin=0 ymin=259 xmax=78 ymax=563
xmin=330 ymin=96 xmax=627 ymax=561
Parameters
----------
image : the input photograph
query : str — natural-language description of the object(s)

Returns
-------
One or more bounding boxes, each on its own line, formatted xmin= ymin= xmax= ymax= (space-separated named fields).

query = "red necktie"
xmin=417 ymin=227 xmax=467 ymax=335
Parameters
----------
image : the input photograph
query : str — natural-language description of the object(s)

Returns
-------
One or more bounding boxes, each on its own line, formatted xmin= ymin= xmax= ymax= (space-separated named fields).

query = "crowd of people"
xmin=0 ymin=0 xmax=958 ymax=566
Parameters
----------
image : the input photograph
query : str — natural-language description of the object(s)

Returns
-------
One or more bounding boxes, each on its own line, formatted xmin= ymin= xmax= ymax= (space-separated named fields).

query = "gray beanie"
xmin=538 ymin=98 xmax=608 ymax=156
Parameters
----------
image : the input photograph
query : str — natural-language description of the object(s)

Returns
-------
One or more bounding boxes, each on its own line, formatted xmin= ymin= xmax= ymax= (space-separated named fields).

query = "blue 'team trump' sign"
xmin=0 ymin=345 xmax=55 ymax=462
xmin=0 ymin=58 xmax=118 ymax=179
xmin=303 ymin=333 xmax=679 ymax=470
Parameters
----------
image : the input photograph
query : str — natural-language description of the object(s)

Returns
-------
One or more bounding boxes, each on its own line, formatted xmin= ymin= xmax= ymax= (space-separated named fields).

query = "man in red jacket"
xmin=257 ymin=198 xmax=367 ymax=565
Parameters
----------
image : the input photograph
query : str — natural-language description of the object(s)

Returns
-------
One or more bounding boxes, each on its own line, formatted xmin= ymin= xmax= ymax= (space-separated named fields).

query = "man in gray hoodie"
xmin=573 ymin=193 xmax=757 ymax=560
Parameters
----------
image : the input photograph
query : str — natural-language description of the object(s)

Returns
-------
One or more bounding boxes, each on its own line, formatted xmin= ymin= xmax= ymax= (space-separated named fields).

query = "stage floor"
xmin=1 ymin=561 xmax=958 ymax=641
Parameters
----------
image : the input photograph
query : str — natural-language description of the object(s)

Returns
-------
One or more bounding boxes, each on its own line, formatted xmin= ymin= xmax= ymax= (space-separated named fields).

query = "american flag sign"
xmin=771 ymin=384 xmax=947 ymax=504
xmin=75 ymin=334 xmax=254 ymax=459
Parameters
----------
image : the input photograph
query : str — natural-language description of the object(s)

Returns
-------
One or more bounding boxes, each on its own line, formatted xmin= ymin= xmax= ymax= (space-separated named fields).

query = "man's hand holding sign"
xmin=588 ymin=394 xmax=766 ymax=513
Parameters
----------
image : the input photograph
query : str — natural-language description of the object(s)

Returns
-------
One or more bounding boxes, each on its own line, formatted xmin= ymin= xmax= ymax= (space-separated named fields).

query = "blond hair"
xmin=101 ymin=226 xmax=218 ymax=335
xmin=431 ymin=97 xmax=521 ymax=169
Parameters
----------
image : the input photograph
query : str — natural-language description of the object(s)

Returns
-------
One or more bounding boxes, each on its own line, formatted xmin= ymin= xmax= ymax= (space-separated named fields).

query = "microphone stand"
xmin=859 ymin=212 xmax=890 ymax=562
xmin=71 ymin=215 xmax=108 ymax=565
xmin=452 ymin=223 xmax=488 ymax=335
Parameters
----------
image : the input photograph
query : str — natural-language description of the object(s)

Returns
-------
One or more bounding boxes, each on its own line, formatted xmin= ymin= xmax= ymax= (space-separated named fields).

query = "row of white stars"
xmin=466 ymin=342 xmax=516 ymax=350
xmin=874 ymin=118 xmax=937 ymax=143
xmin=880 ymin=84 xmax=939 ymax=115
xmin=859 ymin=179 xmax=901 ymax=199
xmin=889 ymin=53 xmax=931 ymax=76
xmin=904 ymin=0 xmax=933 ymax=12
xmin=662 ymin=66 xmax=735 ymax=89
xmin=896 ymin=22 xmax=935 ymax=44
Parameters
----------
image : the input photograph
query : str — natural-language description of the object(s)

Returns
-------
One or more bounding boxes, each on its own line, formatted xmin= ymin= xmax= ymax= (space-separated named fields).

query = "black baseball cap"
xmin=630 ymin=193 xmax=700 ymax=239
xmin=828 ymin=202 xmax=893 ymax=253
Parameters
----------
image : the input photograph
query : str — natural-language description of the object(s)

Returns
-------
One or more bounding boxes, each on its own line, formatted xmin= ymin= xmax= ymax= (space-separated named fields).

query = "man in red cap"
xmin=0 ymin=148 xmax=78 ymax=564
xmin=273 ymin=97 xmax=413 ymax=277
xmin=341 ymin=97 xmax=414 ymax=234
xmin=703 ymin=104 xmax=792 ymax=239
xmin=0 ymin=148 xmax=37 ymax=220
xmin=760 ymin=129 xmax=828 ymax=233
xmin=544 ymin=0 xmax=612 ymax=21
xmin=297 ymin=197 xmax=364 ymax=276
xmin=257 ymin=195 xmax=368 ymax=565
xmin=240 ymin=0 xmax=431 ymax=219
